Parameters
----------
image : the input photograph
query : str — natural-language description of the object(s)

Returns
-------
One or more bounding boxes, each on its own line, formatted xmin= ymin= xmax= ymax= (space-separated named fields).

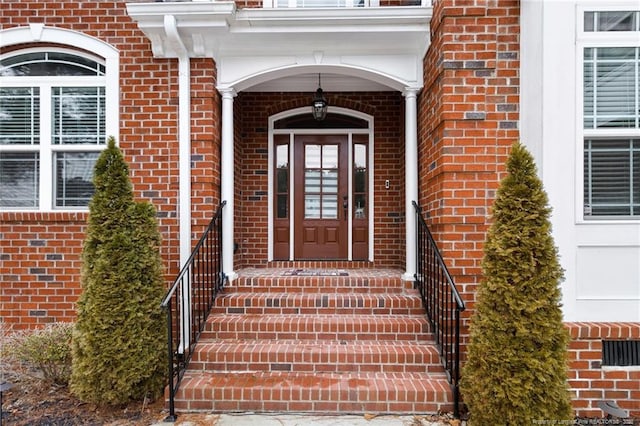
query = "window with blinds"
xmin=0 ymin=50 xmax=107 ymax=210
xmin=582 ymin=13 xmax=640 ymax=219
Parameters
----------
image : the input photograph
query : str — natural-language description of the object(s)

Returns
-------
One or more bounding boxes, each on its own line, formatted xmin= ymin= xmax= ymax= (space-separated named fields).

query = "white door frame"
xmin=267 ymin=107 xmax=375 ymax=262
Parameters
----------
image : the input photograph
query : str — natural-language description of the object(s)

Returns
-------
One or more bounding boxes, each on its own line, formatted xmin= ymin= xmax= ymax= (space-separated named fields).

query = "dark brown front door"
xmin=293 ymin=135 xmax=348 ymax=259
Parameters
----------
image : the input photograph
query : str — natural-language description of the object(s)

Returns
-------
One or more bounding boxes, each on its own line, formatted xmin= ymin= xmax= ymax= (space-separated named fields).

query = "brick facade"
xmin=0 ymin=0 xmax=220 ymax=328
xmin=1 ymin=0 xmax=639 ymax=418
xmin=419 ymin=0 xmax=520 ymax=311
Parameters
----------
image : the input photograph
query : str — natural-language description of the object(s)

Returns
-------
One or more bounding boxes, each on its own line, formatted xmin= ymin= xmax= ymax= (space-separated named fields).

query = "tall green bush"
xmin=70 ymin=137 xmax=167 ymax=406
xmin=460 ymin=142 xmax=572 ymax=424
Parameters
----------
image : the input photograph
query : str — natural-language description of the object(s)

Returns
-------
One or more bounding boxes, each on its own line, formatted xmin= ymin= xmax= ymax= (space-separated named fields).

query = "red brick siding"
xmin=566 ymin=323 xmax=640 ymax=417
xmin=0 ymin=0 xmax=220 ymax=329
xmin=419 ymin=0 xmax=520 ymax=324
xmin=233 ymin=92 xmax=405 ymax=269
xmin=0 ymin=213 xmax=86 ymax=328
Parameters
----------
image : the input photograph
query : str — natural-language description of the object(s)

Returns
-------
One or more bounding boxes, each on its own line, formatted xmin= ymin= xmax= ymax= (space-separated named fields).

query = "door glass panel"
xmin=354 ymin=194 xmax=366 ymax=219
xmin=305 ymin=170 xmax=321 ymax=192
xmin=275 ymin=143 xmax=289 ymax=218
xmin=323 ymin=170 xmax=338 ymax=193
xmin=322 ymin=145 xmax=338 ymax=168
xmin=322 ymin=195 xmax=338 ymax=218
xmin=354 ymin=143 xmax=367 ymax=219
xmin=305 ymin=145 xmax=321 ymax=168
xmin=277 ymin=194 xmax=288 ymax=218
xmin=305 ymin=194 xmax=321 ymax=218
xmin=277 ymin=168 xmax=288 ymax=193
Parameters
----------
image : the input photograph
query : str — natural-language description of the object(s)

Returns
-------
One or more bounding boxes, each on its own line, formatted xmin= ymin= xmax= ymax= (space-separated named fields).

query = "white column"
xmin=403 ymin=88 xmax=419 ymax=281
xmin=220 ymin=88 xmax=237 ymax=282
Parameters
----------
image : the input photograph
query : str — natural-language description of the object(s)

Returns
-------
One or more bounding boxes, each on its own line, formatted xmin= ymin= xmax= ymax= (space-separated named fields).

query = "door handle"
xmin=343 ymin=195 xmax=348 ymax=220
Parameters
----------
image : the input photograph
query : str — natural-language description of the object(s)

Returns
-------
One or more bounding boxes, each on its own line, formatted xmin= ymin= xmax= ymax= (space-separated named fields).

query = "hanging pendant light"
xmin=311 ymin=73 xmax=328 ymax=121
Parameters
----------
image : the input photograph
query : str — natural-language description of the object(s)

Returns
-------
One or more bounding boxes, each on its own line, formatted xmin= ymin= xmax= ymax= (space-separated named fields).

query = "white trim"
xmin=402 ymin=88 xmax=419 ymax=281
xmin=267 ymin=106 xmax=374 ymax=262
xmin=575 ymin=4 xmax=640 ymax=224
xmin=220 ymin=88 xmax=238 ymax=281
xmin=164 ymin=15 xmax=193 ymax=268
xmin=126 ymin=2 xmax=430 ymax=92
xmin=262 ymin=0 xmax=380 ymax=8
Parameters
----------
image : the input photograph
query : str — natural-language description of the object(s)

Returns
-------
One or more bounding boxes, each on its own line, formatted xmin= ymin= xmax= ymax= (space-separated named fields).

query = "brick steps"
xmin=228 ymin=272 xmax=413 ymax=294
xmin=189 ymin=340 xmax=445 ymax=374
xmin=174 ymin=371 xmax=453 ymax=414
xmin=173 ymin=268 xmax=452 ymax=415
xmin=201 ymin=314 xmax=432 ymax=341
xmin=211 ymin=293 xmax=425 ymax=315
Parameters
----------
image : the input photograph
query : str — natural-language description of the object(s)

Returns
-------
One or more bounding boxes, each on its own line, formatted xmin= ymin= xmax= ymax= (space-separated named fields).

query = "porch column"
xmin=403 ymin=88 xmax=419 ymax=281
xmin=220 ymin=88 xmax=237 ymax=281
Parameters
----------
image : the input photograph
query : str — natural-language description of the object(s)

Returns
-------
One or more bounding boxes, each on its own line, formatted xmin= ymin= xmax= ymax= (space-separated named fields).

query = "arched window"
xmin=0 ymin=49 xmax=109 ymax=209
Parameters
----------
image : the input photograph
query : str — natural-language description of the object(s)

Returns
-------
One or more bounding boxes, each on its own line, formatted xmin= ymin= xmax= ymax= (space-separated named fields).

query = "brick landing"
xmin=172 ymin=268 xmax=453 ymax=414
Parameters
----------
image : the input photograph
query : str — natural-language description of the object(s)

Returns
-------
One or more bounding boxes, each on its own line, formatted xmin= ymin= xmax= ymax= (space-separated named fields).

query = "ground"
xmin=1 ymin=364 xmax=164 ymax=425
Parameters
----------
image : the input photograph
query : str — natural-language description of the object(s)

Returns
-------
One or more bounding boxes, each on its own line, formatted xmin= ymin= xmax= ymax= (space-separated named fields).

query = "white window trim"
xmin=575 ymin=4 xmax=640 ymax=224
xmin=0 ymin=26 xmax=119 ymax=212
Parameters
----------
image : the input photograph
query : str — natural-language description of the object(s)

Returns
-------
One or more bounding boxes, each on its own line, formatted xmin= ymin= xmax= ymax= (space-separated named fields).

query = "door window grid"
xmin=304 ymin=144 xmax=339 ymax=219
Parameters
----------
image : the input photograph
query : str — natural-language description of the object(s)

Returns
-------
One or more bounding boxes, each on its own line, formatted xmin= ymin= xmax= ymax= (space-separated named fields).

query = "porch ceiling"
xmin=126 ymin=1 xmax=431 ymax=92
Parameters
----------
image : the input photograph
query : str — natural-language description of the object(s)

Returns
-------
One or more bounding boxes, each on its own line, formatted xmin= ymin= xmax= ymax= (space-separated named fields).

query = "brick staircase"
xmin=171 ymin=267 xmax=453 ymax=414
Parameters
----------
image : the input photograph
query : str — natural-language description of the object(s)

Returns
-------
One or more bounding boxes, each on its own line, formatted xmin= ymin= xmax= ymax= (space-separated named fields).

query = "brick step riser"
xmin=211 ymin=307 xmax=426 ymax=315
xmin=188 ymin=348 xmax=445 ymax=374
xmin=202 ymin=318 xmax=432 ymax=342
xmin=173 ymin=399 xmax=451 ymax=414
xmin=201 ymin=330 xmax=433 ymax=342
xmin=212 ymin=294 xmax=424 ymax=313
xmin=172 ymin=372 xmax=453 ymax=414
xmin=173 ymin=400 xmax=452 ymax=414
xmin=228 ymin=286 xmax=411 ymax=294
xmin=187 ymin=361 xmax=445 ymax=374
xmin=234 ymin=277 xmax=412 ymax=288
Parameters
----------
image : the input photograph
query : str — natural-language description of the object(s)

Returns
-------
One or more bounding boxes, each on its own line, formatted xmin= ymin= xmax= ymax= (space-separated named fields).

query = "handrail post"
xmin=453 ymin=305 xmax=461 ymax=418
xmin=164 ymin=303 xmax=177 ymax=422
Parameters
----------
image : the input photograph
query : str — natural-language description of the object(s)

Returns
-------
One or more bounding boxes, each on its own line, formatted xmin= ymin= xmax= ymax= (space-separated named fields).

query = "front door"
xmin=294 ymin=134 xmax=348 ymax=259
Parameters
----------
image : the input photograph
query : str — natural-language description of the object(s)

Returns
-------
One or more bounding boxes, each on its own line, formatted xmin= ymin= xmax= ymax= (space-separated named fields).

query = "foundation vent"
xmin=602 ymin=340 xmax=640 ymax=367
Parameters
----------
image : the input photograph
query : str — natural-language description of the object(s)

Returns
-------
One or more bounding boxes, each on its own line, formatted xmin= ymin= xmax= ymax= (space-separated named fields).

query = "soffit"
xmin=126 ymin=1 xmax=431 ymax=91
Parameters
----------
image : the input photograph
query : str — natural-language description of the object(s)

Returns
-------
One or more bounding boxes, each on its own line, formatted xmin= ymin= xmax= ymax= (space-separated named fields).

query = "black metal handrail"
xmin=412 ymin=201 xmax=466 ymax=418
xmin=161 ymin=200 xmax=226 ymax=421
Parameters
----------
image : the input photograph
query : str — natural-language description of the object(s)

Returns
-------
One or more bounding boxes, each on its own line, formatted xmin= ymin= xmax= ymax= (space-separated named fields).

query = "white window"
xmin=0 ymin=50 xmax=107 ymax=210
xmin=581 ymin=10 xmax=640 ymax=219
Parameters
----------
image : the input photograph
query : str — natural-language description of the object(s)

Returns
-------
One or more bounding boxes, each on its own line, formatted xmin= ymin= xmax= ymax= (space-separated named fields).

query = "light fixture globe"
xmin=311 ymin=74 xmax=328 ymax=121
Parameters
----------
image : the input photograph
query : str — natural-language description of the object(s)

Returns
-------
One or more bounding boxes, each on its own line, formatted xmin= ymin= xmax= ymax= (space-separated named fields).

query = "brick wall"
xmin=234 ymin=92 xmax=406 ymax=269
xmin=566 ymin=323 xmax=640 ymax=418
xmin=0 ymin=0 xmax=220 ymax=329
xmin=419 ymin=0 xmax=520 ymax=318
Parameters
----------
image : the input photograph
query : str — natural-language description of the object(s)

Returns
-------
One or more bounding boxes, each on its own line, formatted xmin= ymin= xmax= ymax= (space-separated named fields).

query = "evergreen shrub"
xmin=4 ymin=323 xmax=73 ymax=386
xmin=460 ymin=142 xmax=573 ymax=424
xmin=70 ymin=137 xmax=167 ymax=406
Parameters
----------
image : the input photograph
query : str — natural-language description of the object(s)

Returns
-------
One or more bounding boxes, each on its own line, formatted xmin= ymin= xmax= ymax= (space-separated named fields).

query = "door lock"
xmin=343 ymin=195 xmax=348 ymax=220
